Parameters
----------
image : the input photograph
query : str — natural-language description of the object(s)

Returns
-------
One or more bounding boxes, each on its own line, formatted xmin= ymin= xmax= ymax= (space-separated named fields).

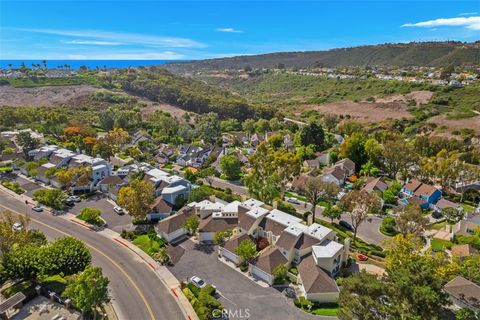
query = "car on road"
xmin=189 ymin=276 xmax=206 ymax=289
xmin=65 ymin=199 xmax=75 ymax=206
xmin=12 ymin=222 xmax=23 ymax=231
xmin=67 ymin=195 xmax=81 ymax=203
xmin=286 ymin=197 xmax=301 ymax=205
xmin=113 ymin=206 xmax=124 ymax=215
xmin=32 ymin=205 xmax=43 ymax=212
xmin=339 ymin=220 xmax=353 ymax=231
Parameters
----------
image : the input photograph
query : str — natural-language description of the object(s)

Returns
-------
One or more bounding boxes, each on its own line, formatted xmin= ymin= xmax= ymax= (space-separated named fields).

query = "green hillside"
xmin=165 ymin=42 xmax=480 ymax=73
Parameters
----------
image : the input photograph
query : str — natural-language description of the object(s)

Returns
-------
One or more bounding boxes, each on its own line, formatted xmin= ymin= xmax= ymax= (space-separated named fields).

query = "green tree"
xmin=338 ymin=271 xmax=388 ymax=320
xmin=33 ymin=188 xmax=67 ymax=210
xmin=381 ymin=217 xmax=397 ymax=235
xmin=395 ymin=204 xmax=429 ymax=237
xmin=78 ymin=207 xmax=103 ymax=225
xmin=457 ymin=253 xmax=480 ymax=284
xmin=16 ymin=131 xmax=40 ymax=158
xmin=303 ymin=177 xmax=340 ymax=224
xmin=253 ymin=118 xmax=270 ymax=133
xmin=272 ymin=264 xmax=288 ymax=282
xmin=242 ymin=119 xmax=255 ymax=134
xmin=220 ymin=155 xmax=242 ymax=180
xmin=455 ymin=308 xmax=479 ymax=320
xmin=2 ymin=244 xmax=42 ymax=281
xmin=267 ymin=134 xmax=283 ymax=150
xmin=197 ymin=167 xmax=217 ymax=186
xmin=382 ymin=139 xmax=415 ymax=179
xmin=339 ymin=132 xmax=367 ymax=168
xmin=187 ymin=186 xmax=211 ymax=202
xmin=341 ymin=190 xmax=381 ymax=244
xmin=322 ymin=203 xmax=342 ymax=224
xmin=42 ymin=237 xmax=91 ymax=276
xmin=213 ymin=229 xmax=233 ymax=245
xmin=442 ymin=207 xmax=464 ymax=224
xmin=297 ymin=122 xmax=325 ymax=151
xmin=197 ymin=112 xmax=220 ymax=144
xmin=244 ymin=143 xmax=280 ymax=203
xmin=183 ymin=215 xmax=200 ymax=235
xmin=235 ymin=239 xmax=257 ymax=265
xmin=220 ymin=118 xmax=241 ymax=132
xmin=63 ymin=266 xmax=110 ymax=316
xmin=117 ymin=179 xmax=155 ymax=220
xmin=0 ymin=210 xmax=31 ymax=255
xmin=359 ymin=161 xmax=379 ymax=176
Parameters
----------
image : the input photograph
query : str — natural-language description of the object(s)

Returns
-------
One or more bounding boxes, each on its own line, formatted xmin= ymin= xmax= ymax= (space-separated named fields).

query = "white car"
xmin=68 ymin=196 xmax=81 ymax=203
xmin=189 ymin=276 xmax=206 ymax=289
xmin=12 ymin=222 xmax=23 ymax=231
xmin=286 ymin=197 xmax=301 ymax=205
xmin=32 ymin=205 xmax=43 ymax=212
xmin=113 ymin=206 xmax=124 ymax=215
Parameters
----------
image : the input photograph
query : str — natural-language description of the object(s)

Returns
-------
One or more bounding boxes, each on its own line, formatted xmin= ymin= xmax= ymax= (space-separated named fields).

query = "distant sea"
xmin=0 ymin=60 xmax=186 ymax=70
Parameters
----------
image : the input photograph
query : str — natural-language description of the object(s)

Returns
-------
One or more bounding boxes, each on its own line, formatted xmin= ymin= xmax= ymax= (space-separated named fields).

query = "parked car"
xmin=286 ymin=197 xmax=301 ymax=205
xmin=65 ymin=199 xmax=75 ymax=206
xmin=113 ymin=206 xmax=124 ymax=215
xmin=12 ymin=222 xmax=23 ymax=231
xmin=32 ymin=205 xmax=43 ymax=212
xmin=189 ymin=276 xmax=206 ymax=289
xmin=67 ymin=196 xmax=81 ymax=203
xmin=356 ymin=253 xmax=368 ymax=261
xmin=339 ymin=220 xmax=353 ymax=231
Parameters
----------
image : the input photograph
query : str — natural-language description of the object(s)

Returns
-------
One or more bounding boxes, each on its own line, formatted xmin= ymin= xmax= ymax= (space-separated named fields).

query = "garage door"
xmin=222 ymin=248 xmax=239 ymax=264
xmin=251 ymin=266 xmax=272 ymax=284
xmin=200 ymin=232 xmax=214 ymax=242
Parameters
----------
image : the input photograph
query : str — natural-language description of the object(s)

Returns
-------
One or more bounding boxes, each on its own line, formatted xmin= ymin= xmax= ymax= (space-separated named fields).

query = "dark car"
xmin=339 ymin=220 xmax=353 ymax=231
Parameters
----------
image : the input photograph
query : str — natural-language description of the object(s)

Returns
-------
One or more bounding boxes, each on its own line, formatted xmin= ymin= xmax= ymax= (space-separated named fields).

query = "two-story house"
xmin=400 ymin=179 xmax=442 ymax=209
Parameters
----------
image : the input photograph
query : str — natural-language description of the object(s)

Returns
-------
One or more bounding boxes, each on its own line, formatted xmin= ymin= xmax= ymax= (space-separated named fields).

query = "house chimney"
xmin=306 ymin=213 xmax=313 ymax=226
xmin=342 ymin=238 xmax=351 ymax=263
xmin=272 ymin=201 xmax=278 ymax=209
xmin=240 ymin=195 xmax=247 ymax=202
xmin=209 ymin=195 xmax=216 ymax=203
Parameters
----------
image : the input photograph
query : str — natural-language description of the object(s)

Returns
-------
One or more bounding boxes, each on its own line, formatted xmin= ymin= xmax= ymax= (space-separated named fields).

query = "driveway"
xmin=68 ymin=194 xmax=132 ymax=232
xmin=168 ymin=239 xmax=326 ymax=320
xmin=13 ymin=175 xmax=47 ymax=197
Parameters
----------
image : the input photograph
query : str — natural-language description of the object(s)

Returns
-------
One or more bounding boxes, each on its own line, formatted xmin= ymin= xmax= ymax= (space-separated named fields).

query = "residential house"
xmin=433 ymin=198 xmax=463 ymax=214
xmin=400 ymin=179 xmax=442 ymax=209
xmin=361 ymin=177 xmax=389 ymax=194
xmin=452 ymin=219 xmax=480 ymax=238
xmin=218 ymin=233 xmax=254 ymax=265
xmin=319 ymin=158 xmax=355 ymax=186
xmin=34 ymin=163 xmax=56 ymax=184
xmin=155 ymin=206 xmax=195 ymax=242
xmin=149 ymin=197 xmax=173 ymax=221
xmin=176 ymin=145 xmax=219 ymax=168
xmin=98 ymin=175 xmax=125 ymax=193
xmin=444 ymin=276 xmax=480 ymax=312
xmin=297 ymin=254 xmax=340 ymax=303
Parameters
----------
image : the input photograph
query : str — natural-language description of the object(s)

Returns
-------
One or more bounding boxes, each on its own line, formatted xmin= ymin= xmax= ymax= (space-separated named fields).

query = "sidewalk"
xmin=0 ymin=184 xmax=199 ymax=320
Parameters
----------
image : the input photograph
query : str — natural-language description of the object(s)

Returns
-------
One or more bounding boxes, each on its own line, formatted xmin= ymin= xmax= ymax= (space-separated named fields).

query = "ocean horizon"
xmin=0 ymin=60 xmax=188 ymax=70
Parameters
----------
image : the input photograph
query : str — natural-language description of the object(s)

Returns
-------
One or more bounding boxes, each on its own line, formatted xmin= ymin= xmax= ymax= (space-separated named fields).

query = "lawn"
xmin=461 ymin=203 xmax=476 ymax=214
xmin=430 ymin=220 xmax=449 ymax=230
xmin=132 ymin=234 xmax=167 ymax=255
xmin=285 ymin=191 xmax=308 ymax=202
xmin=41 ymin=274 xmax=67 ymax=294
xmin=311 ymin=305 xmax=339 ymax=316
xmin=430 ymin=238 xmax=453 ymax=251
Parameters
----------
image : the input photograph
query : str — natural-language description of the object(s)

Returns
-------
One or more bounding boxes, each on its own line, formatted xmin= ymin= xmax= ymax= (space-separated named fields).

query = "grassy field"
xmin=6 ymin=74 xmax=100 ymax=87
xmin=311 ymin=305 xmax=339 ymax=316
xmin=430 ymin=238 xmax=453 ymax=251
xmin=201 ymin=72 xmax=432 ymax=108
xmin=132 ymin=234 xmax=167 ymax=255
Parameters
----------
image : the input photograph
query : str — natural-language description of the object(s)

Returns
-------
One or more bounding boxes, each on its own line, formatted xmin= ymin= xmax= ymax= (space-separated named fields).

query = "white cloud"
xmin=402 ymin=16 xmax=480 ymax=30
xmin=62 ymin=40 xmax=125 ymax=46
xmin=459 ymin=12 xmax=478 ymax=16
xmin=11 ymin=28 xmax=206 ymax=48
xmin=216 ymin=27 xmax=243 ymax=33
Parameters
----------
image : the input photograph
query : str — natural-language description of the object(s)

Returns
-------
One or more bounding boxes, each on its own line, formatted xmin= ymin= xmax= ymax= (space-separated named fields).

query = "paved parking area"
xmin=13 ymin=175 xmax=46 ymax=197
xmin=168 ymin=239 xmax=322 ymax=320
xmin=68 ymin=194 xmax=132 ymax=232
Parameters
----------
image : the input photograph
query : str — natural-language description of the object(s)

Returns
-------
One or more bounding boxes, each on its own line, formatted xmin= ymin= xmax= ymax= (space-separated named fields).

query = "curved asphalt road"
xmin=0 ymin=189 xmax=184 ymax=320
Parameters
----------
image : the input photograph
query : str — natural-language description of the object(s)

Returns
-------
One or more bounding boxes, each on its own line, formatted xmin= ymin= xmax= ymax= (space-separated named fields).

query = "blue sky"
xmin=1 ymin=1 xmax=479 ymax=60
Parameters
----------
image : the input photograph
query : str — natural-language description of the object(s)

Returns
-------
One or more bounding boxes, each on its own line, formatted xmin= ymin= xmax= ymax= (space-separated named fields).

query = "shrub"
xmin=380 ymin=217 xmax=397 ymax=236
xmin=77 ymin=207 xmax=103 ymax=226
xmin=256 ymin=237 xmax=269 ymax=251
xmin=187 ymin=282 xmax=201 ymax=297
xmin=239 ymin=264 xmax=248 ymax=272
